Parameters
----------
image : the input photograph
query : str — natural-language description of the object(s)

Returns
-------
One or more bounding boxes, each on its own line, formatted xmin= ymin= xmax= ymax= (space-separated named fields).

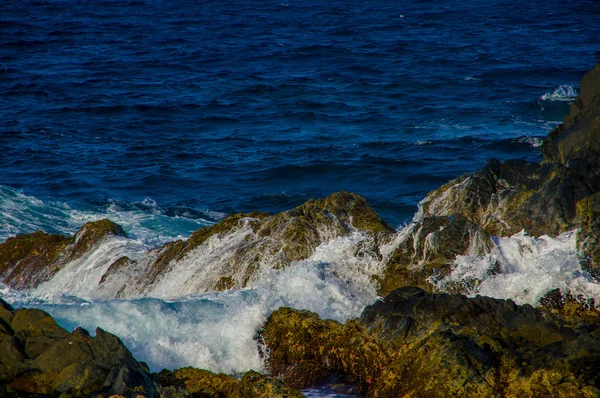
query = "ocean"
xmin=1 ymin=0 xmax=600 ymax=394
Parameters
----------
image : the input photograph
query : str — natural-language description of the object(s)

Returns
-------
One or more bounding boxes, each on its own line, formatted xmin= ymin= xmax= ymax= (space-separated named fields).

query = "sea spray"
xmin=431 ymin=230 xmax=600 ymax=305
xmin=3 ymin=232 xmax=383 ymax=373
xmin=0 ymin=184 xmax=212 ymax=245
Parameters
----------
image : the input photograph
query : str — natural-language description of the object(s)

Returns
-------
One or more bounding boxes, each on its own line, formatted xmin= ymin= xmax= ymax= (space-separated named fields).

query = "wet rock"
xmin=0 ymin=219 xmax=126 ymax=289
xmin=229 ymin=370 xmax=303 ymax=398
xmin=155 ymin=367 xmax=302 ymax=398
xmin=0 ymin=298 xmax=158 ymax=397
xmin=378 ymin=214 xmax=493 ymax=296
xmin=100 ymin=191 xmax=394 ymax=298
xmin=379 ymin=62 xmax=600 ymax=295
xmin=576 ymin=192 xmax=600 ymax=279
xmin=262 ymin=288 xmax=600 ymax=397
xmin=156 ymin=367 xmax=239 ymax=397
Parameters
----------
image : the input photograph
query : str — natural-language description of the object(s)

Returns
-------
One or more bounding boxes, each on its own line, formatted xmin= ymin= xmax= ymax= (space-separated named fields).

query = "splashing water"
xmin=539 ymin=85 xmax=579 ymax=102
xmin=431 ymin=230 xmax=600 ymax=306
xmin=3 ymin=233 xmax=383 ymax=374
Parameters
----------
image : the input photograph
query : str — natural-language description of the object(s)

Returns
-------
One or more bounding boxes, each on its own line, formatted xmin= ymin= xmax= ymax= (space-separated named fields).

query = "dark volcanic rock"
xmin=262 ymin=288 xmax=600 ymax=397
xmin=0 ymin=219 xmax=126 ymax=290
xmin=0 ymin=298 xmax=158 ymax=397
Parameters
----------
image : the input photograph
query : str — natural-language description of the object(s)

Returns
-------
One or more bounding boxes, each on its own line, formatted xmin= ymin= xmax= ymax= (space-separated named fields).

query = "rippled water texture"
xmin=2 ymin=0 xmax=600 ymax=230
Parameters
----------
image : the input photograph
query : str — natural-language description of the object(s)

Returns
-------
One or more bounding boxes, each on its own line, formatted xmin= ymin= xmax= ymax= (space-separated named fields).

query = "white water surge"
xmin=431 ymin=230 xmax=600 ymax=305
xmin=2 ymin=232 xmax=384 ymax=374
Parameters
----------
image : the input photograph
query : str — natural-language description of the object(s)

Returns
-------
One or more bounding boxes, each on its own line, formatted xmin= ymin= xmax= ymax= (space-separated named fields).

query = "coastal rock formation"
xmin=262 ymin=287 xmax=600 ymax=397
xmin=380 ymin=62 xmax=600 ymax=295
xmin=0 ymin=191 xmax=393 ymax=298
xmin=0 ymin=219 xmax=126 ymax=289
xmin=102 ymin=191 xmax=393 ymax=298
xmin=157 ymin=367 xmax=302 ymax=398
xmin=0 ymin=298 xmax=158 ymax=397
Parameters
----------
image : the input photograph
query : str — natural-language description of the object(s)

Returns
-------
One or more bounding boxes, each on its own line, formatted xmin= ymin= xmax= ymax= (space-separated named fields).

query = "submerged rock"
xmin=262 ymin=288 xmax=600 ymax=397
xmin=0 ymin=219 xmax=126 ymax=289
xmin=0 ymin=298 xmax=158 ymax=397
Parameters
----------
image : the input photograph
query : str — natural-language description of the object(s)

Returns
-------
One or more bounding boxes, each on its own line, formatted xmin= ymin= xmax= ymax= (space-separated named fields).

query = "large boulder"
xmin=261 ymin=287 xmax=600 ymax=397
xmin=0 ymin=298 xmax=158 ymax=397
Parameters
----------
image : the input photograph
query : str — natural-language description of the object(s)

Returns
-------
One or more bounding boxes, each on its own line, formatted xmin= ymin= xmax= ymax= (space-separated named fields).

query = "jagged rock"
xmin=0 ymin=192 xmax=392 ymax=298
xmin=543 ymin=63 xmax=600 ymax=180
xmin=229 ymin=370 xmax=303 ymax=398
xmin=99 ymin=191 xmax=394 ymax=298
xmin=378 ymin=214 xmax=492 ymax=296
xmin=379 ymin=62 xmax=600 ymax=295
xmin=0 ymin=219 xmax=126 ymax=289
xmin=261 ymin=287 xmax=600 ymax=397
xmin=155 ymin=367 xmax=302 ymax=398
xmin=576 ymin=192 xmax=600 ymax=279
xmin=0 ymin=298 xmax=158 ymax=397
xmin=156 ymin=367 xmax=239 ymax=397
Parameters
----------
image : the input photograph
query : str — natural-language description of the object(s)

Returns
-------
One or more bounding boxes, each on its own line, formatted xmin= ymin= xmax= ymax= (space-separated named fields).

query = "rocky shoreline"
xmin=1 ymin=62 xmax=600 ymax=397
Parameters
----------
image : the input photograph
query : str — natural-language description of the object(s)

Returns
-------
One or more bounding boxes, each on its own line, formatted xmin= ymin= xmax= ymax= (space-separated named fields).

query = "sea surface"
xmin=1 ymin=0 xmax=600 ymax=393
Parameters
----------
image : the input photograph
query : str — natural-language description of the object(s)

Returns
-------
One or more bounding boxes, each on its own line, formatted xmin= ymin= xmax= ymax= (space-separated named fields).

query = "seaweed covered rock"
xmin=262 ymin=288 xmax=600 ymax=397
xmin=379 ymin=214 xmax=492 ymax=296
xmin=260 ymin=307 xmax=387 ymax=393
xmin=156 ymin=367 xmax=302 ymax=398
xmin=99 ymin=191 xmax=394 ymax=298
xmin=0 ymin=219 xmax=126 ymax=289
xmin=0 ymin=298 xmax=158 ymax=397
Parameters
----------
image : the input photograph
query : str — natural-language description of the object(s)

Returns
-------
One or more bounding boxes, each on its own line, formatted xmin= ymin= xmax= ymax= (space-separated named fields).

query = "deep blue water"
xmin=1 ymin=0 xmax=600 ymax=238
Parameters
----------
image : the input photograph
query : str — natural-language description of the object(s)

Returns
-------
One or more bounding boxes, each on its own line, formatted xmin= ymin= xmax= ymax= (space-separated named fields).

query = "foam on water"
xmin=539 ymin=85 xmax=579 ymax=102
xmin=0 ymin=184 xmax=213 ymax=246
xmin=3 ymin=232 xmax=383 ymax=374
xmin=431 ymin=230 xmax=600 ymax=306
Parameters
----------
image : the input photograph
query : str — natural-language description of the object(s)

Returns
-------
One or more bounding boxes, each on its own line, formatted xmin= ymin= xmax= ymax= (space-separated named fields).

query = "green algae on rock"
xmin=0 ymin=219 xmax=126 ymax=290
xmin=261 ymin=287 xmax=600 ymax=397
xmin=378 ymin=62 xmax=600 ymax=296
xmin=99 ymin=191 xmax=394 ymax=298
xmin=0 ymin=298 xmax=158 ymax=398
xmin=156 ymin=367 xmax=303 ymax=398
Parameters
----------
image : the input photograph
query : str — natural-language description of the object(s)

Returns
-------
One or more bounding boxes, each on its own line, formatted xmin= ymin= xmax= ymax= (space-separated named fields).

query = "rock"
xmin=0 ymin=192 xmax=392 ymax=298
xmin=229 ymin=370 xmax=303 ymax=398
xmin=155 ymin=367 xmax=302 ymax=398
xmin=379 ymin=214 xmax=493 ymax=296
xmin=0 ymin=298 xmax=158 ymax=397
xmin=260 ymin=307 xmax=388 ymax=393
xmin=98 ymin=191 xmax=394 ymax=298
xmin=0 ymin=219 xmax=126 ymax=289
xmin=379 ymin=62 xmax=600 ymax=295
xmin=261 ymin=288 xmax=600 ymax=397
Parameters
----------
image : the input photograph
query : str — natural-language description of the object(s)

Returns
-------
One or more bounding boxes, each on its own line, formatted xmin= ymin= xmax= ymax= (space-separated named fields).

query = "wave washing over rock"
xmin=2 ymin=63 xmax=600 ymax=396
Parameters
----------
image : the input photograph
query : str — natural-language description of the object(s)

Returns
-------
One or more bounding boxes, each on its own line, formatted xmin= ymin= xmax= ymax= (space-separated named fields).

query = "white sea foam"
xmin=431 ymin=230 xmax=600 ymax=306
xmin=539 ymin=85 xmax=578 ymax=102
xmin=4 ymin=232 xmax=383 ymax=373
xmin=0 ymin=184 xmax=212 ymax=246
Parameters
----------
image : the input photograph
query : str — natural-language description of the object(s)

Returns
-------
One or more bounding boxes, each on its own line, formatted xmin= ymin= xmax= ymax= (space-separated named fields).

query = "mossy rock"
xmin=0 ymin=219 xmax=126 ymax=290
xmin=261 ymin=288 xmax=600 ymax=397
xmin=156 ymin=367 xmax=239 ymax=397
xmin=379 ymin=214 xmax=492 ymax=296
xmin=0 ymin=298 xmax=159 ymax=397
